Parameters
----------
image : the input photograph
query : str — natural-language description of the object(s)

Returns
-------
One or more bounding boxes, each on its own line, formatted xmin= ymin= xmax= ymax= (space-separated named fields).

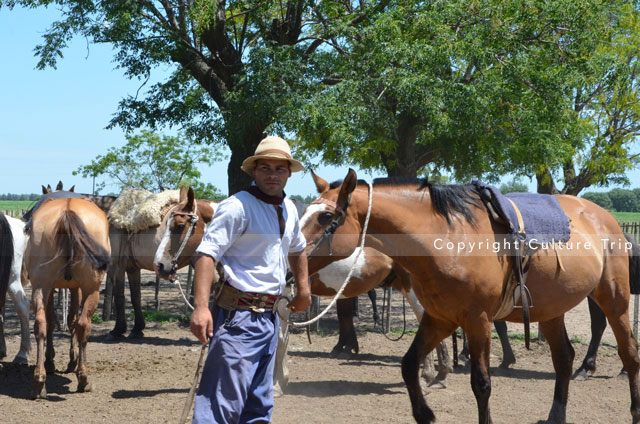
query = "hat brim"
xmin=241 ymin=153 xmax=305 ymax=174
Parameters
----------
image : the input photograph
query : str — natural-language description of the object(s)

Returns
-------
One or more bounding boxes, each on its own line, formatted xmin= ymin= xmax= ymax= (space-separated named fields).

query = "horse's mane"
xmin=420 ymin=181 xmax=482 ymax=226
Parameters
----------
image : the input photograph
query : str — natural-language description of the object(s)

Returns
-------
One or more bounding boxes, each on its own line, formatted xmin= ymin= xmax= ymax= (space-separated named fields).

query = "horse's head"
xmin=300 ymin=168 xmax=365 ymax=275
xmin=153 ymin=186 xmax=216 ymax=280
xmin=42 ymin=181 xmax=75 ymax=194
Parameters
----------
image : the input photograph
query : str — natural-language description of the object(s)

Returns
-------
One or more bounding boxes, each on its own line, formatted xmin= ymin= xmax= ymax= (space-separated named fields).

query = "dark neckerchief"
xmin=244 ymin=185 xmax=286 ymax=239
xmin=244 ymin=185 xmax=285 ymax=205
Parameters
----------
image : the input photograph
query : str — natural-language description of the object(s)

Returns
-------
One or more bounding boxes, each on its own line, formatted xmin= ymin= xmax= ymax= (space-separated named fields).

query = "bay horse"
xmin=301 ymin=169 xmax=640 ymax=424
xmin=110 ymin=186 xmax=216 ymax=338
xmin=23 ymin=197 xmax=110 ymax=399
xmin=0 ymin=214 xmax=30 ymax=364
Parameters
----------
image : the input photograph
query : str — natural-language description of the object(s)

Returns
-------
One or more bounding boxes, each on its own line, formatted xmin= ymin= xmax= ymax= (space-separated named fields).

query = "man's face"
xmin=252 ymin=159 xmax=291 ymax=196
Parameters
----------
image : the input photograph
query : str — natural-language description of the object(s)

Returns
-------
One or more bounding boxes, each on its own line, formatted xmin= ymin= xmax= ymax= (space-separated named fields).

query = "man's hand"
xmin=287 ymin=292 xmax=311 ymax=313
xmin=190 ymin=306 xmax=213 ymax=344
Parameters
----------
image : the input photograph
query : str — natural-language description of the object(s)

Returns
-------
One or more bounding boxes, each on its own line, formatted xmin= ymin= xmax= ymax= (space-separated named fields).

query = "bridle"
xmin=168 ymin=200 xmax=200 ymax=275
xmin=304 ymin=196 xmax=350 ymax=258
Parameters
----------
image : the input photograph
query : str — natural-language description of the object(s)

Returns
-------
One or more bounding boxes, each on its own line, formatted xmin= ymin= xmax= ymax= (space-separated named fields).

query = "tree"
xmin=608 ymin=188 xmax=640 ymax=212
xmin=5 ymin=0 xmax=388 ymax=194
xmin=581 ymin=192 xmax=613 ymax=210
xmin=73 ymin=130 xmax=224 ymax=199
xmin=499 ymin=179 xmax=529 ymax=194
xmin=288 ymin=1 xmax=640 ymax=189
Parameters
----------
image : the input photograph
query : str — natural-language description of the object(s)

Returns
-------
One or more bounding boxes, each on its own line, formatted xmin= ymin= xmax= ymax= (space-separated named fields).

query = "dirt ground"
xmin=0 ymin=269 xmax=635 ymax=423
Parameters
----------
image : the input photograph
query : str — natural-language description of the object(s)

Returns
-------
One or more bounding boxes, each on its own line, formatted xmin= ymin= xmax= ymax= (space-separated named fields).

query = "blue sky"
xmin=1 ymin=6 xmax=638 ymax=198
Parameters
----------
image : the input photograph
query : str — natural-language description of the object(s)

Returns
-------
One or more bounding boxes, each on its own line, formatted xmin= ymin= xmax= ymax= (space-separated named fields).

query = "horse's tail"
xmin=625 ymin=232 xmax=640 ymax=295
xmin=0 ymin=212 xmax=14 ymax=310
xmin=54 ymin=209 xmax=110 ymax=279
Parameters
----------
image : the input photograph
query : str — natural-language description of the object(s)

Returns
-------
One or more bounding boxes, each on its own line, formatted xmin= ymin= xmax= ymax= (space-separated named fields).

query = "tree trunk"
xmin=225 ymin=122 xmax=268 ymax=195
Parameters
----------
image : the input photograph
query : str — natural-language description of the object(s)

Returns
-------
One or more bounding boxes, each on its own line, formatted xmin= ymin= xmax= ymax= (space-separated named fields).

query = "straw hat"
xmin=241 ymin=136 xmax=304 ymax=174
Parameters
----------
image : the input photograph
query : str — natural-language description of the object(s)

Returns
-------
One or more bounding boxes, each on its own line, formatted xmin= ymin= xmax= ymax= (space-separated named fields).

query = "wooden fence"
xmin=621 ymin=222 xmax=640 ymax=340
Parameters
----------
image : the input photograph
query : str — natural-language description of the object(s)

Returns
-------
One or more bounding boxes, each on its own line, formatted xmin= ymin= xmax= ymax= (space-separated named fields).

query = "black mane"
xmin=420 ymin=181 xmax=482 ymax=226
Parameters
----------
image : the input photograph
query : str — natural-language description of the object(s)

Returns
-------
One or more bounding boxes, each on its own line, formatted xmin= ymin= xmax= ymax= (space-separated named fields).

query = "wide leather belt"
xmin=216 ymin=282 xmax=278 ymax=313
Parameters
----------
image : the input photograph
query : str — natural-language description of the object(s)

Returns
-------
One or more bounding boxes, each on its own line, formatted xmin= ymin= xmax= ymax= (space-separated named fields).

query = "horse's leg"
xmin=368 ymin=289 xmax=379 ymax=325
xmin=44 ymin=290 xmax=56 ymax=375
xmin=127 ymin=268 xmax=145 ymax=339
xmin=431 ymin=340 xmax=452 ymax=388
xmin=494 ymin=321 xmax=515 ymax=368
xmin=31 ymin=286 xmax=51 ymax=399
xmin=76 ymin=289 xmax=99 ymax=393
xmin=464 ymin=315 xmax=494 ymax=424
xmin=9 ymin=281 xmax=31 ymax=364
xmin=352 ymin=296 xmax=359 ymax=322
xmin=109 ymin=266 xmax=127 ymax=338
xmin=539 ymin=315 xmax=574 ymax=423
xmin=460 ymin=329 xmax=469 ymax=363
xmin=596 ymin=301 xmax=640 ymax=422
xmin=420 ymin=350 xmax=437 ymax=389
xmin=332 ymin=297 xmax=359 ymax=358
xmin=572 ymin=297 xmax=606 ymax=380
xmin=0 ymin=307 xmax=5 ymax=360
xmin=402 ymin=313 xmax=457 ymax=424
xmin=65 ymin=288 xmax=80 ymax=373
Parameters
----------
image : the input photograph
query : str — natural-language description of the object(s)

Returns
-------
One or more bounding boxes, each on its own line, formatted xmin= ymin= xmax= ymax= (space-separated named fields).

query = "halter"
xmin=304 ymin=196 xmax=350 ymax=257
xmin=169 ymin=200 xmax=200 ymax=274
xmin=284 ymin=182 xmax=373 ymax=327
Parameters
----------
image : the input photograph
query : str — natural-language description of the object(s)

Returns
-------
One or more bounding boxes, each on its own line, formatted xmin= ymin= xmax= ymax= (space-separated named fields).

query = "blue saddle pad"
xmin=472 ymin=181 xmax=571 ymax=245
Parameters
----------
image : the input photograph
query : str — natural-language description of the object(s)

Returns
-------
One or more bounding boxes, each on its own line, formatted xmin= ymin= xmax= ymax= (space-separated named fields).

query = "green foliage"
xmin=73 ymin=130 xmax=225 ymax=196
xmin=499 ymin=179 xmax=529 ymax=194
xmin=609 ymin=188 xmax=640 ymax=212
xmin=0 ymin=193 xmax=41 ymax=201
xmin=582 ymin=192 xmax=613 ymax=210
xmin=289 ymin=194 xmax=317 ymax=205
xmin=91 ymin=313 xmax=103 ymax=324
xmin=140 ymin=310 xmax=188 ymax=325
xmin=613 ymin=211 xmax=640 ymax=223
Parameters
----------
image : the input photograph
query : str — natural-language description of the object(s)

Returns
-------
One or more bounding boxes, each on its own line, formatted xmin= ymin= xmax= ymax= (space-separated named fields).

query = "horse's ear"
xmin=42 ymin=185 xmax=49 ymax=194
xmin=186 ymin=187 xmax=195 ymax=211
xmin=311 ymin=169 xmax=329 ymax=194
xmin=69 ymin=185 xmax=75 ymax=192
xmin=56 ymin=181 xmax=63 ymax=191
xmin=179 ymin=185 xmax=187 ymax=202
xmin=337 ymin=168 xmax=357 ymax=211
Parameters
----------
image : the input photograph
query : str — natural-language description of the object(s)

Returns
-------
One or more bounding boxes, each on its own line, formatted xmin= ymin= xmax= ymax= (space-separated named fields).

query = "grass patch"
xmin=613 ymin=211 xmax=640 ymax=223
xmin=0 ymin=200 xmax=36 ymax=215
xmin=91 ymin=313 xmax=103 ymax=324
xmin=138 ymin=310 xmax=190 ymax=325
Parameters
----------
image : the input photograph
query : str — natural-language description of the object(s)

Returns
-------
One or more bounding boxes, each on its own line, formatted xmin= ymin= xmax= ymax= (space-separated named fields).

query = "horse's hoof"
xmin=78 ymin=381 xmax=93 ymax=393
xmin=458 ymin=353 xmax=469 ymax=363
xmin=617 ymin=369 xmax=628 ymax=380
xmin=65 ymin=361 xmax=78 ymax=374
xmin=45 ymin=362 xmax=56 ymax=375
xmin=428 ymin=380 xmax=448 ymax=390
xmin=104 ymin=332 xmax=125 ymax=342
xmin=499 ymin=359 xmax=515 ymax=369
xmin=12 ymin=354 xmax=28 ymax=365
xmin=572 ymin=369 xmax=589 ymax=381
xmin=31 ymin=384 xmax=47 ymax=400
xmin=128 ymin=330 xmax=144 ymax=340
xmin=273 ymin=383 xmax=284 ymax=398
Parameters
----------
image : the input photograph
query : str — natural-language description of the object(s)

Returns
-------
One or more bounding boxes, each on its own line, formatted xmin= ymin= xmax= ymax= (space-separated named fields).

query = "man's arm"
xmin=286 ymin=251 xmax=311 ymax=312
xmin=190 ymin=254 xmax=218 ymax=344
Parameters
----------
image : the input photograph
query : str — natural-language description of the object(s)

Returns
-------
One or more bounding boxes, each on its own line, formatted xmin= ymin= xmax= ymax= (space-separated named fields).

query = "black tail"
xmin=625 ymin=232 xmax=640 ymax=295
xmin=54 ymin=210 xmax=110 ymax=278
xmin=0 ymin=212 xmax=14 ymax=310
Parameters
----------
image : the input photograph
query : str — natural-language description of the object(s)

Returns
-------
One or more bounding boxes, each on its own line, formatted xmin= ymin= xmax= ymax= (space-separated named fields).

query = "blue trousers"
xmin=193 ymin=307 xmax=279 ymax=424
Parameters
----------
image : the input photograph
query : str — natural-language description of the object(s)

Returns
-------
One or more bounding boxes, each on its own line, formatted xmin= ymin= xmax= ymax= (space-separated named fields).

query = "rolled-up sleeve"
xmin=196 ymin=198 xmax=246 ymax=262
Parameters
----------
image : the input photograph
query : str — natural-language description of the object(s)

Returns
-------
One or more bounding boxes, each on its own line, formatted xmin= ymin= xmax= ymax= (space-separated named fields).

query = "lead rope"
xmin=282 ymin=182 xmax=373 ymax=327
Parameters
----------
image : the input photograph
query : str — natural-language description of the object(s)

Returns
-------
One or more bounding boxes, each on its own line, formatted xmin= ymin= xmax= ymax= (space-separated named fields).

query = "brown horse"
xmin=301 ymin=169 xmax=640 ymax=424
xmin=109 ymin=186 xmax=216 ymax=338
xmin=23 ymin=197 xmax=110 ymax=399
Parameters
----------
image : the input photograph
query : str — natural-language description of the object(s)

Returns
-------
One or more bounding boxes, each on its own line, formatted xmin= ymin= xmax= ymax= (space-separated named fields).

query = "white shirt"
xmin=196 ymin=190 xmax=306 ymax=295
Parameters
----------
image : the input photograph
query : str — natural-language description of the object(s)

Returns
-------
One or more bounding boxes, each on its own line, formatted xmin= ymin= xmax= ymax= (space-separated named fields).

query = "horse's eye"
xmin=317 ymin=212 xmax=334 ymax=226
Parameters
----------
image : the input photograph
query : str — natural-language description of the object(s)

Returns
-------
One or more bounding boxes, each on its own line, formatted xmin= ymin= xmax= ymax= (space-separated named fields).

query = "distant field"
xmin=0 ymin=200 xmax=36 ymax=216
xmin=612 ymin=211 xmax=640 ymax=223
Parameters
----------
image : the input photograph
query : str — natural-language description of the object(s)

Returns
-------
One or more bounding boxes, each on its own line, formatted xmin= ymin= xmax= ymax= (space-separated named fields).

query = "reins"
xmin=282 ymin=182 xmax=373 ymax=327
xmin=168 ymin=201 xmax=200 ymax=311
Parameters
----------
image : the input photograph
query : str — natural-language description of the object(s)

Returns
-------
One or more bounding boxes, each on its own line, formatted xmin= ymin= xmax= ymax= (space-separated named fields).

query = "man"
xmin=190 ymin=136 xmax=311 ymax=423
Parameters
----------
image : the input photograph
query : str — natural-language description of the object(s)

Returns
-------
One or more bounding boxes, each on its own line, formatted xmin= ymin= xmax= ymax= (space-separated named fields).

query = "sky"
xmin=1 ymin=6 xmax=638 ymax=198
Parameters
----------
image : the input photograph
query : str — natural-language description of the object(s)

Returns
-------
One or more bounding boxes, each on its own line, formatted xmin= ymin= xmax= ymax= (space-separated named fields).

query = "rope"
xmin=289 ymin=182 xmax=373 ymax=327
xmin=172 ymin=276 xmax=195 ymax=311
xmin=374 ymin=287 xmax=407 ymax=342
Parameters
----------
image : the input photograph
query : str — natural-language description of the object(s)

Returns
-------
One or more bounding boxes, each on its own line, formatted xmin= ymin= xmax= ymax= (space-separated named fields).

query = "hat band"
xmin=255 ymin=149 xmax=292 ymax=159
